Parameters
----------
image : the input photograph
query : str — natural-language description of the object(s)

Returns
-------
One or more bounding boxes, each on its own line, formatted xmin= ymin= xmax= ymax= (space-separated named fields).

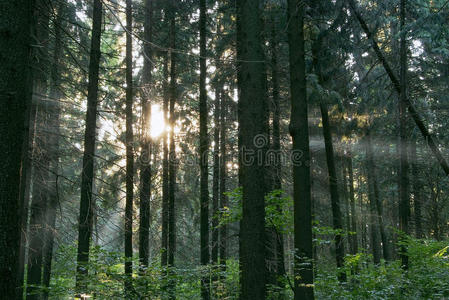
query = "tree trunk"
xmin=236 ymin=0 xmax=269 ymax=298
xmin=42 ymin=4 xmax=64 ymax=299
xmin=373 ymin=169 xmax=392 ymax=261
xmin=211 ymin=88 xmax=220 ymax=266
xmin=410 ymin=139 xmax=423 ymax=238
xmin=287 ymin=0 xmax=314 ymax=298
xmin=75 ymin=0 xmax=102 ymax=292
xmin=347 ymin=155 xmax=358 ymax=254
xmin=365 ymin=131 xmax=382 ymax=264
xmin=320 ymin=104 xmax=346 ymax=281
xmin=161 ymin=52 xmax=169 ymax=269
xmin=219 ymin=89 xmax=227 ymax=270
xmin=199 ymin=0 xmax=210 ymax=298
xmin=168 ymin=7 xmax=177 ymax=298
xmin=399 ymin=0 xmax=410 ymax=270
xmin=139 ymin=0 xmax=153 ymax=273
xmin=124 ymin=0 xmax=134 ymax=296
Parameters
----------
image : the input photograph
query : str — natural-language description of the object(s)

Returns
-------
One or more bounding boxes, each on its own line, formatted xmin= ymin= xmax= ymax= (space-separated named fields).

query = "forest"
xmin=1 ymin=0 xmax=449 ymax=299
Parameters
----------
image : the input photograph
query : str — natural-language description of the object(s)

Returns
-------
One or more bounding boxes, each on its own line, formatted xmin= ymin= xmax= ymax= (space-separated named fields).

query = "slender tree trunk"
xmin=399 ymin=0 xmax=410 ymax=270
xmin=219 ymin=89 xmax=227 ymax=270
xmin=199 ymin=0 xmax=210 ymax=298
xmin=42 ymin=4 xmax=64 ymax=298
xmin=342 ymin=159 xmax=351 ymax=252
xmin=365 ymin=131 xmax=382 ymax=264
xmin=161 ymin=52 xmax=169 ymax=270
xmin=211 ymin=88 xmax=220 ymax=266
xmin=168 ymin=8 xmax=177 ymax=298
xmin=320 ymin=104 xmax=346 ymax=281
xmin=287 ymin=0 xmax=314 ymax=298
xmin=410 ymin=139 xmax=423 ymax=238
xmin=139 ymin=0 xmax=153 ymax=273
xmin=347 ymin=155 xmax=358 ymax=254
xmin=236 ymin=0 xmax=269 ymax=298
xmin=76 ymin=0 xmax=102 ymax=292
xmin=124 ymin=0 xmax=134 ymax=296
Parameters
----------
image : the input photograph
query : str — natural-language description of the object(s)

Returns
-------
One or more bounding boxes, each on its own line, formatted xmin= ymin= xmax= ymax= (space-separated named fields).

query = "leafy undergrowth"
xmin=34 ymin=237 xmax=449 ymax=299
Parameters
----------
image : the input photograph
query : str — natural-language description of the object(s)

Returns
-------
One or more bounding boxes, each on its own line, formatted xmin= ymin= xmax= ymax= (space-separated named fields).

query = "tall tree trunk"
xmin=347 ymin=154 xmax=358 ymax=254
xmin=42 ymin=4 xmax=64 ymax=299
xmin=269 ymin=14 xmax=286 ymax=289
xmin=168 ymin=7 xmax=177 ymax=298
xmin=75 ymin=0 xmax=102 ymax=292
xmin=211 ymin=88 xmax=220 ymax=266
xmin=161 ymin=52 xmax=169 ymax=269
xmin=365 ymin=131 xmax=382 ymax=264
xmin=124 ymin=0 xmax=134 ymax=296
xmin=27 ymin=1 xmax=51 ymax=296
xmin=219 ymin=89 xmax=227 ymax=270
xmin=139 ymin=0 xmax=153 ymax=273
xmin=236 ymin=0 xmax=268 ymax=298
xmin=410 ymin=139 xmax=423 ymax=238
xmin=320 ymin=104 xmax=346 ymax=281
xmin=0 ymin=0 xmax=34 ymax=297
xmin=399 ymin=0 xmax=410 ymax=270
xmin=199 ymin=0 xmax=210 ymax=298
xmin=287 ymin=0 xmax=314 ymax=298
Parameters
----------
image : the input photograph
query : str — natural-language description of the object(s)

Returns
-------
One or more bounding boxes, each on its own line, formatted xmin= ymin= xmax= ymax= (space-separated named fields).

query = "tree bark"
xmin=139 ymin=0 xmax=153 ymax=273
xmin=211 ymin=88 xmax=220 ymax=266
xmin=287 ymin=0 xmax=314 ymax=298
xmin=347 ymin=155 xmax=358 ymax=254
xmin=199 ymin=0 xmax=210 ymax=298
xmin=75 ymin=0 xmax=102 ymax=292
xmin=219 ymin=89 xmax=227 ymax=270
xmin=365 ymin=131 xmax=382 ymax=264
xmin=236 ymin=0 xmax=269 ymax=298
xmin=410 ymin=139 xmax=423 ymax=238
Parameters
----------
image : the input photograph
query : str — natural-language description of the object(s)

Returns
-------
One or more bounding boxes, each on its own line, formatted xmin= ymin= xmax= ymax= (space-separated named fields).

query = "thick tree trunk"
xmin=199 ymin=0 xmax=210 ymax=298
xmin=139 ymin=0 xmax=153 ymax=273
xmin=365 ymin=131 xmax=382 ymax=264
xmin=236 ymin=0 xmax=269 ymax=298
xmin=124 ymin=0 xmax=134 ymax=296
xmin=0 ymin=0 xmax=34 ymax=297
xmin=287 ymin=0 xmax=314 ymax=298
xmin=75 ymin=0 xmax=102 ymax=292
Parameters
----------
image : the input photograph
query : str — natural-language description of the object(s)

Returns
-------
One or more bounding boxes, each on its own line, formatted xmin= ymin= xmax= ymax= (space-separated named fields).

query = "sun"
xmin=150 ymin=104 xmax=166 ymax=138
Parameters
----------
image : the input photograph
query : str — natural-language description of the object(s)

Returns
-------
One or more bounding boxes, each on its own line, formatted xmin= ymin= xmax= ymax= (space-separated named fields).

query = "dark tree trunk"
xmin=199 ymin=0 xmax=210 ymax=298
xmin=211 ymin=88 xmax=220 ymax=265
xmin=139 ymin=0 xmax=153 ymax=273
xmin=75 ymin=0 xmax=102 ymax=292
xmin=399 ymin=0 xmax=410 ymax=270
xmin=168 ymin=8 xmax=177 ymax=298
xmin=42 ymin=4 xmax=64 ymax=299
xmin=124 ymin=0 xmax=134 ymax=295
xmin=287 ymin=0 xmax=314 ymax=298
xmin=236 ymin=0 xmax=269 ymax=298
xmin=365 ymin=131 xmax=382 ymax=265
xmin=410 ymin=139 xmax=423 ymax=238
xmin=269 ymin=14 xmax=286 ymax=289
xmin=219 ymin=89 xmax=227 ymax=270
xmin=27 ymin=1 xmax=51 ymax=296
xmin=373 ymin=168 xmax=392 ymax=261
xmin=347 ymin=155 xmax=358 ymax=254
xmin=161 ymin=51 xmax=169 ymax=269
xmin=320 ymin=104 xmax=346 ymax=281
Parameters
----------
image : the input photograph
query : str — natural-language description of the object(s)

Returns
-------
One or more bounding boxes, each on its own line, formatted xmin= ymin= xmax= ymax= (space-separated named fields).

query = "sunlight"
xmin=150 ymin=104 xmax=165 ymax=138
